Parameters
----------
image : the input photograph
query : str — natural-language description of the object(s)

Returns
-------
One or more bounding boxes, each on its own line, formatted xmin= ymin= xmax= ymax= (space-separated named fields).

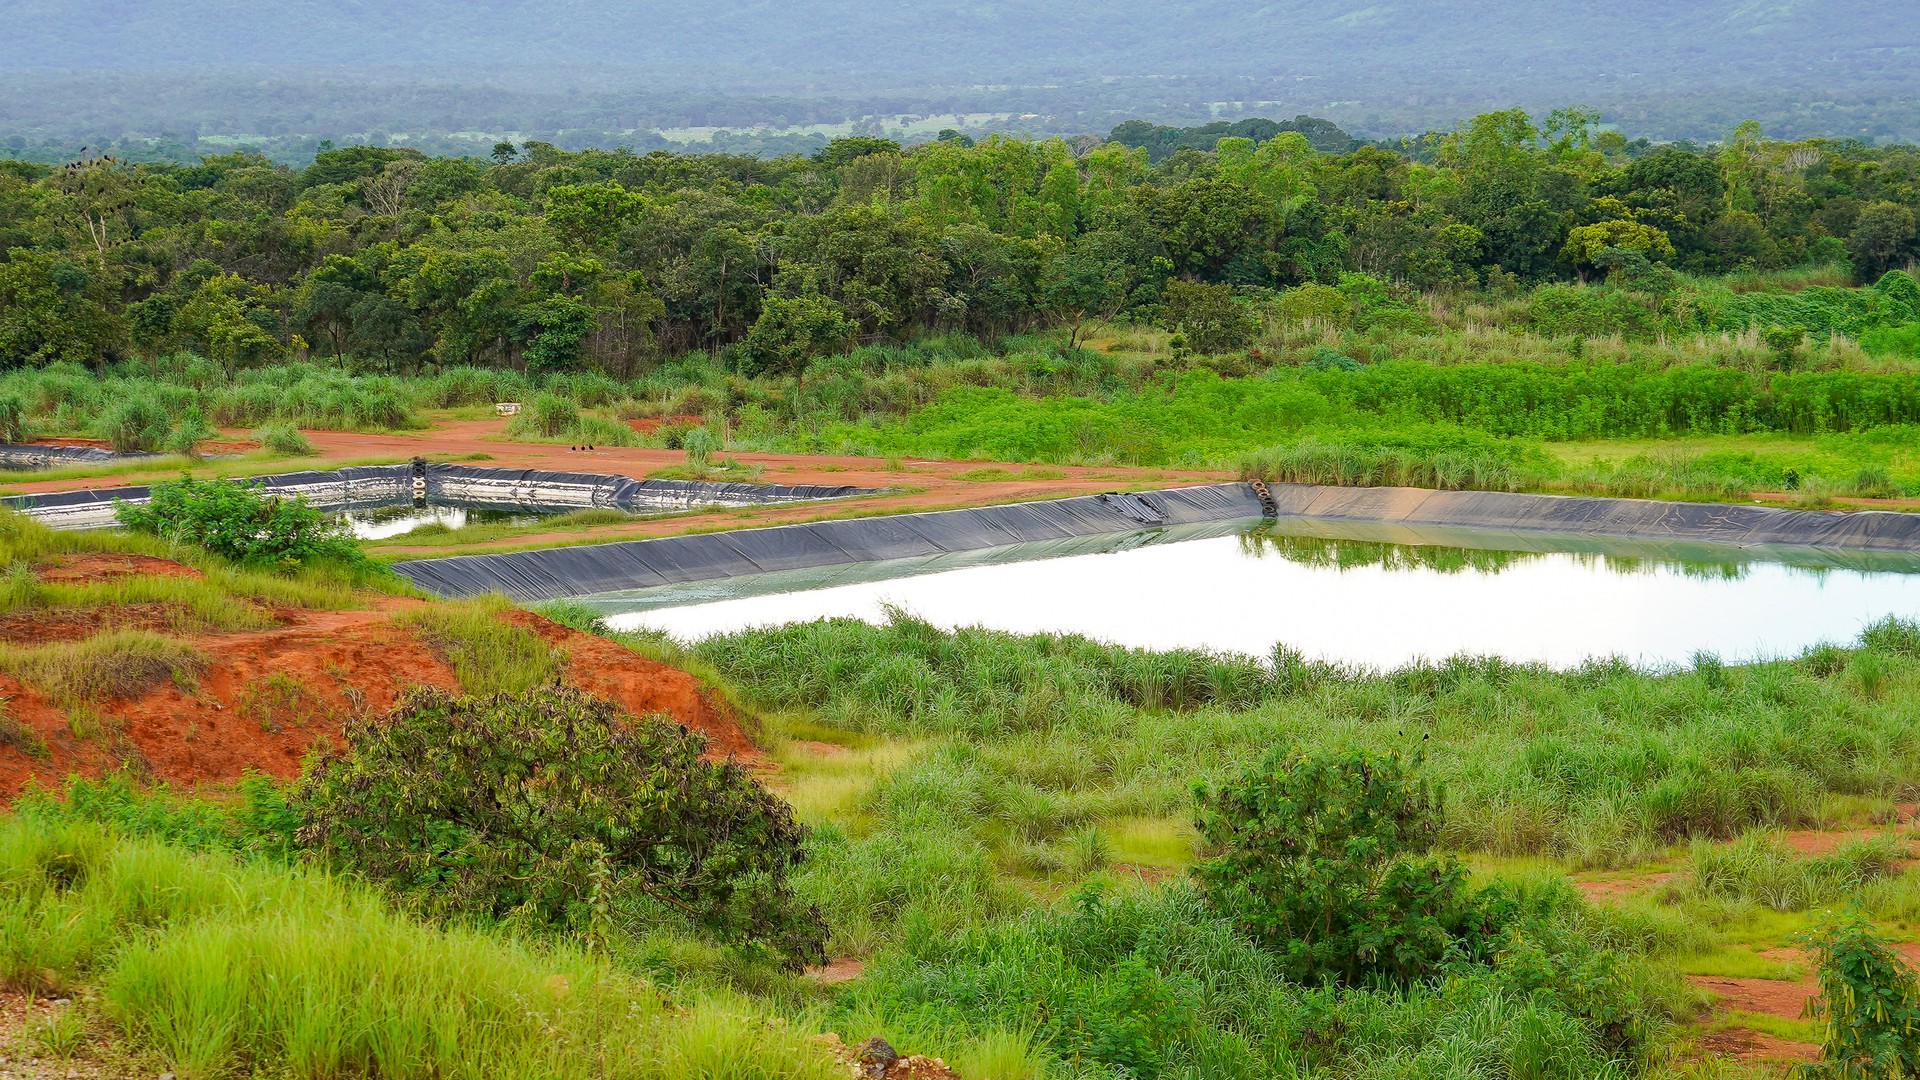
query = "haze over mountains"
xmin=4 ymin=0 xmax=1916 ymax=158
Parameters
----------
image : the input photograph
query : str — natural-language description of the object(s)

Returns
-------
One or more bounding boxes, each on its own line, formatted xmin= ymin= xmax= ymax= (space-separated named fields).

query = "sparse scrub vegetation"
xmin=0 ymin=630 xmax=206 ymax=706
xmin=397 ymin=595 xmax=566 ymax=694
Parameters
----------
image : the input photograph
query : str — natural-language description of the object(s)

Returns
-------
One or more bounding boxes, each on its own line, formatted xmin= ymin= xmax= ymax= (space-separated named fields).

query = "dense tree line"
xmin=1 ymin=111 xmax=1916 ymax=379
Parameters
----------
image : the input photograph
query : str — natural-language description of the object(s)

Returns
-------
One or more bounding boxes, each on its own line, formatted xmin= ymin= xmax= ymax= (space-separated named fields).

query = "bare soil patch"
xmin=35 ymin=554 xmax=200 ymax=584
xmin=805 ymin=958 xmax=866 ymax=985
xmin=1694 ymin=1025 xmax=1820 ymax=1065
xmin=0 ymin=990 xmax=113 ymax=1078
xmin=1570 ymin=870 xmax=1674 ymax=900
xmin=1778 ymin=825 xmax=1914 ymax=857
xmin=0 ymin=601 xmax=761 ymax=800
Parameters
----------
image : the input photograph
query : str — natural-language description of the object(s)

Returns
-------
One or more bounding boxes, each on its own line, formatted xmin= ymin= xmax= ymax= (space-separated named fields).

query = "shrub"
xmin=252 ymin=420 xmax=315 ymax=456
xmin=1301 ymin=346 xmax=1360 ymax=372
xmin=1192 ymin=747 xmax=1502 ymax=985
xmin=1162 ymin=280 xmax=1257 ymax=354
xmin=115 ymin=475 xmax=367 ymax=573
xmin=292 ymin=685 xmax=828 ymax=968
xmin=684 ymin=426 xmax=718 ymax=468
xmin=1799 ymin=911 xmax=1920 ymax=1078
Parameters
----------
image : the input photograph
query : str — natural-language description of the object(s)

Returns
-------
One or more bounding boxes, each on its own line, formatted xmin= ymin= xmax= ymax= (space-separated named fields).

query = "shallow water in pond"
xmin=337 ymin=503 xmax=591 ymax=540
xmin=583 ymin=518 xmax=1920 ymax=669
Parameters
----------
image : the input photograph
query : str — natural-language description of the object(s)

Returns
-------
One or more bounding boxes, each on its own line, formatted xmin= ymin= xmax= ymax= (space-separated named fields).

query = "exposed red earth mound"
xmin=0 ymin=557 xmax=758 ymax=800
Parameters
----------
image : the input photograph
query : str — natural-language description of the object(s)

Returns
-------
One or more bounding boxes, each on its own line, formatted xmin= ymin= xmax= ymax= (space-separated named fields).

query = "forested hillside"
xmin=3 ymin=0 xmax=1916 ymax=157
xmin=2 ymin=112 xmax=1916 ymax=378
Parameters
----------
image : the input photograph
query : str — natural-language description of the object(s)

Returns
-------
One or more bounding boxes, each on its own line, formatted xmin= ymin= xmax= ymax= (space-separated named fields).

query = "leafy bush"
xmin=115 ymin=475 xmax=367 ymax=572
xmin=1799 ymin=911 xmax=1920 ymax=1078
xmin=1192 ymin=747 xmax=1504 ymax=985
xmin=1163 ymin=280 xmax=1258 ymax=354
xmin=1301 ymin=345 xmax=1361 ymax=372
xmin=292 ymin=685 xmax=827 ymax=968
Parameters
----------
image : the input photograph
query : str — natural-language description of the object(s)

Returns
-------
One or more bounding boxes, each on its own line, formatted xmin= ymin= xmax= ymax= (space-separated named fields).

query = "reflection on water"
xmin=336 ymin=503 xmax=587 ymax=540
xmin=1238 ymin=530 xmax=1763 ymax=582
xmin=586 ymin=517 xmax=1920 ymax=669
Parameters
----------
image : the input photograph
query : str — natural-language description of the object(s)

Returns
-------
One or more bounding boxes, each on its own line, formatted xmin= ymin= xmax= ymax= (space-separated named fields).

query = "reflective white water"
xmin=337 ymin=503 xmax=588 ymax=539
xmin=589 ymin=521 xmax=1920 ymax=669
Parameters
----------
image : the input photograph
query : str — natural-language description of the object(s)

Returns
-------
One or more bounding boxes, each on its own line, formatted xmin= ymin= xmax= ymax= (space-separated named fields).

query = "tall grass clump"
xmin=397 ymin=595 xmax=566 ymax=695
xmin=0 ymin=569 xmax=278 ymax=633
xmin=0 ymin=815 xmax=842 ymax=1080
xmin=505 ymin=393 xmax=639 ymax=447
xmin=0 ymin=630 xmax=207 ymax=706
xmin=696 ymin=615 xmax=1920 ymax=869
xmin=687 ymin=608 xmax=1279 ymax=736
xmin=252 ymin=421 xmax=315 ymax=457
xmin=1239 ymin=430 xmax=1539 ymax=491
xmin=1680 ymin=831 xmax=1907 ymax=911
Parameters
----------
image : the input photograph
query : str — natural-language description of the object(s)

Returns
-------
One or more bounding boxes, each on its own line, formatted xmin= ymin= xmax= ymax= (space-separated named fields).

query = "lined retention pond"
xmin=579 ymin=517 xmax=1920 ymax=669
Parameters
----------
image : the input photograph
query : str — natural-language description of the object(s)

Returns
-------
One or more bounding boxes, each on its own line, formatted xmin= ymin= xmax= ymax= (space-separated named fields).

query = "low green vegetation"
xmin=0 ymin=810 xmax=842 ymax=1079
xmin=395 ymin=594 xmax=566 ymax=694
xmin=0 ymin=630 xmax=206 ymax=707
xmin=6 ymin=578 xmax=1920 ymax=1074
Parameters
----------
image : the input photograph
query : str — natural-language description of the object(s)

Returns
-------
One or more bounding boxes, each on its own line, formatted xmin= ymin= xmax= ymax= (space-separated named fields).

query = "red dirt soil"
xmin=37 ymin=553 xmax=201 ymax=583
xmin=1694 ymin=1025 xmax=1820 ymax=1065
xmin=0 ymin=559 xmax=761 ymax=800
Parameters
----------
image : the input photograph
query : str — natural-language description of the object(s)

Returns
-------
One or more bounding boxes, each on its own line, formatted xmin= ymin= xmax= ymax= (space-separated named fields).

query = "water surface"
xmin=584 ymin=518 xmax=1920 ymax=668
xmin=338 ymin=503 xmax=594 ymax=540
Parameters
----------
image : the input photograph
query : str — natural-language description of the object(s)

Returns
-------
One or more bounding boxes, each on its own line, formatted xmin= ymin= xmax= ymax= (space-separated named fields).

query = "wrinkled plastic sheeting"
xmin=1262 ymin=485 xmax=1920 ymax=551
xmin=397 ymin=480 xmax=1920 ymax=603
xmin=0 ymin=463 xmax=878 ymax=530
xmin=394 ymin=483 xmax=1270 ymax=600
xmin=0 ymin=444 xmax=143 ymax=470
xmin=578 ymin=518 xmax=1253 ymax=614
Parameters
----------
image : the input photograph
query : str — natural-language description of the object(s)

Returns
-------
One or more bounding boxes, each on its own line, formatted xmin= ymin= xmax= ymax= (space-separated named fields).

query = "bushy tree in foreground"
xmin=293 ymin=685 xmax=828 ymax=968
xmin=1193 ymin=747 xmax=1503 ymax=985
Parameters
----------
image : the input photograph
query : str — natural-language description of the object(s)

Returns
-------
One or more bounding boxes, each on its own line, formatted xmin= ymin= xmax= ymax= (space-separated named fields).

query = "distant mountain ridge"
xmin=8 ymin=0 xmax=1911 ymax=89
xmin=3 ymin=1 xmax=1915 ymax=153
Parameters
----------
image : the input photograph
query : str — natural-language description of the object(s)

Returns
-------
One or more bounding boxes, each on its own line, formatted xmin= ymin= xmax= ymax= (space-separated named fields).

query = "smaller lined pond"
xmin=337 ymin=503 xmax=605 ymax=540
xmin=580 ymin=518 xmax=1920 ymax=669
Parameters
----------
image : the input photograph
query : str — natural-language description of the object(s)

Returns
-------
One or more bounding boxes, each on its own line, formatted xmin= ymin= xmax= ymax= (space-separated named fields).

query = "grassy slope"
xmin=0 ymin=517 xmax=1915 ymax=1074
